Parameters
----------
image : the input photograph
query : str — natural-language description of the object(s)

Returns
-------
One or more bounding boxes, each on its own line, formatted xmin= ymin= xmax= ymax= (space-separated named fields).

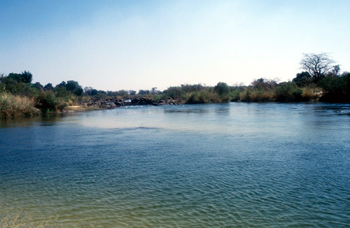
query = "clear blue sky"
xmin=1 ymin=0 xmax=349 ymax=91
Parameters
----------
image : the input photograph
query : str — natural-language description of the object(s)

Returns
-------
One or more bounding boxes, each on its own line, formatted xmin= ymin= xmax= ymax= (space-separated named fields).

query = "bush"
xmin=293 ymin=72 xmax=313 ymax=87
xmin=240 ymin=89 xmax=252 ymax=102
xmin=251 ymin=78 xmax=277 ymax=90
xmin=249 ymin=90 xmax=274 ymax=102
xmin=0 ymin=77 xmax=38 ymax=97
xmin=230 ymin=90 xmax=241 ymax=101
xmin=318 ymin=73 xmax=350 ymax=102
xmin=181 ymin=84 xmax=205 ymax=93
xmin=35 ymin=91 xmax=67 ymax=112
xmin=163 ymin=87 xmax=187 ymax=101
xmin=65 ymin=80 xmax=83 ymax=96
xmin=214 ymin=82 xmax=230 ymax=95
xmin=7 ymin=71 xmax=33 ymax=84
xmin=55 ymin=86 xmax=71 ymax=99
xmin=186 ymin=91 xmax=222 ymax=104
xmin=274 ymin=82 xmax=302 ymax=102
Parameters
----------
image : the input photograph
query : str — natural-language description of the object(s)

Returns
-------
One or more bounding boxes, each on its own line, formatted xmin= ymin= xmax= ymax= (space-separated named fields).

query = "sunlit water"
xmin=1 ymin=103 xmax=350 ymax=227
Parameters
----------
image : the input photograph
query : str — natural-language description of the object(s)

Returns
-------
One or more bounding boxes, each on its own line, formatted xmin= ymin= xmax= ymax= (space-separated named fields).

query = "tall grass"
xmin=0 ymin=93 xmax=40 ymax=119
xmin=186 ymin=91 xmax=226 ymax=104
xmin=230 ymin=83 xmax=320 ymax=102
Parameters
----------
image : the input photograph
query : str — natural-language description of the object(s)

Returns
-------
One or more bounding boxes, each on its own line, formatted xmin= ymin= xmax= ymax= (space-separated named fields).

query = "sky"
xmin=1 ymin=0 xmax=349 ymax=91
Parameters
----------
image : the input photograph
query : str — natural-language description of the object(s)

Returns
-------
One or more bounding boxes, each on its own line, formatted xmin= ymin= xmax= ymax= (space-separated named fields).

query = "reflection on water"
xmin=0 ymin=103 xmax=350 ymax=227
xmin=0 ymin=113 xmax=75 ymax=128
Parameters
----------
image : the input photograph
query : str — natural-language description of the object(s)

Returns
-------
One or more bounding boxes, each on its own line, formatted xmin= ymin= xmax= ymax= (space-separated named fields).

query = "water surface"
xmin=1 ymin=103 xmax=350 ymax=227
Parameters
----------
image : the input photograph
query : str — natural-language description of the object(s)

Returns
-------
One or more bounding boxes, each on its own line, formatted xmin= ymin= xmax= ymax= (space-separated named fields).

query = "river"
xmin=1 ymin=103 xmax=349 ymax=227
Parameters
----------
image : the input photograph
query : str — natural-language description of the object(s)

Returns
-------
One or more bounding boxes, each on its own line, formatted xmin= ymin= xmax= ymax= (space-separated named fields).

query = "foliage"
xmin=240 ymin=89 xmax=252 ymax=102
xmin=0 ymin=77 xmax=37 ymax=97
xmin=181 ymin=84 xmax=205 ymax=93
xmin=274 ymin=82 xmax=302 ymax=102
xmin=35 ymin=91 xmax=67 ymax=112
xmin=129 ymin=90 xmax=136 ymax=95
xmin=230 ymin=90 xmax=241 ymax=101
xmin=55 ymin=86 xmax=71 ymax=99
xmin=7 ymin=71 xmax=33 ymax=84
xmin=250 ymin=78 xmax=277 ymax=91
xmin=292 ymin=72 xmax=313 ymax=87
xmin=249 ymin=90 xmax=274 ymax=102
xmin=44 ymin=83 xmax=54 ymax=91
xmin=65 ymin=80 xmax=83 ymax=96
xmin=33 ymin=82 xmax=44 ymax=90
xmin=186 ymin=91 xmax=223 ymax=104
xmin=138 ymin=90 xmax=150 ymax=95
xmin=317 ymin=73 xmax=350 ymax=102
xmin=214 ymin=82 xmax=230 ymax=95
xmin=163 ymin=87 xmax=187 ymax=101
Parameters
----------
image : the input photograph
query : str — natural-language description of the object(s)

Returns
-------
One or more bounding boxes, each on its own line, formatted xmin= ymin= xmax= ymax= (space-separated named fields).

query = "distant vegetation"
xmin=1 ymin=53 xmax=349 ymax=119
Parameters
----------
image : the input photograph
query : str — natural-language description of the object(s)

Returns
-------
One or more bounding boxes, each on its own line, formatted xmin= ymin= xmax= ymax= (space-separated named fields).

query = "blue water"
xmin=1 ymin=103 xmax=350 ymax=227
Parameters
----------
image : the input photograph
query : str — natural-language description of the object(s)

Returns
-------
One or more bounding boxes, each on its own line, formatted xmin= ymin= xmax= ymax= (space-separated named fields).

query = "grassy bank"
xmin=1 ymin=70 xmax=349 ymax=119
xmin=0 ymin=93 xmax=40 ymax=119
xmin=158 ymin=81 xmax=322 ymax=104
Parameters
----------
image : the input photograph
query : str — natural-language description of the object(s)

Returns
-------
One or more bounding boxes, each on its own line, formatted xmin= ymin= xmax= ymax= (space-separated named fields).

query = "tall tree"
xmin=300 ymin=53 xmax=335 ymax=82
xmin=65 ymin=80 xmax=83 ymax=96
xmin=214 ymin=82 xmax=230 ymax=95
xmin=21 ymin=71 xmax=33 ymax=83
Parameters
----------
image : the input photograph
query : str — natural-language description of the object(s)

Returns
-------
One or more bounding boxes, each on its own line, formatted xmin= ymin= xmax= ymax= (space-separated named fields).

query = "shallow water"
xmin=1 ymin=103 xmax=350 ymax=227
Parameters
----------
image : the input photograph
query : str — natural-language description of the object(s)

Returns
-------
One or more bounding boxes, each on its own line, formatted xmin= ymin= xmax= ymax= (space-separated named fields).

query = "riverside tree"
xmin=214 ymin=82 xmax=230 ymax=95
xmin=65 ymin=80 xmax=83 ymax=96
xmin=300 ymin=53 xmax=335 ymax=83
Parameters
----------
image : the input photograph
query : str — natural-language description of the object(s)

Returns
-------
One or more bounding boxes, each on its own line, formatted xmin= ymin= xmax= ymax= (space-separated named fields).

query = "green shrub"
xmin=35 ymin=91 xmax=67 ymax=112
xmin=318 ymin=73 xmax=350 ymax=102
xmin=186 ymin=91 xmax=223 ymax=104
xmin=249 ymin=90 xmax=274 ymax=102
xmin=230 ymin=90 xmax=240 ymax=101
xmin=292 ymin=88 xmax=303 ymax=101
xmin=274 ymin=82 xmax=303 ymax=102
xmin=318 ymin=73 xmax=350 ymax=95
xmin=292 ymin=72 xmax=313 ymax=86
xmin=240 ymin=89 xmax=252 ymax=102
xmin=163 ymin=87 xmax=187 ymax=101
xmin=214 ymin=82 xmax=230 ymax=95
xmin=0 ymin=77 xmax=38 ymax=97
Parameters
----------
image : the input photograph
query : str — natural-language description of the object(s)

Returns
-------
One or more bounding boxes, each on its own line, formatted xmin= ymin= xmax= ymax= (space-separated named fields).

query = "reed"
xmin=0 ymin=93 xmax=40 ymax=119
xmin=301 ymin=87 xmax=321 ymax=101
xmin=186 ymin=91 xmax=224 ymax=104
xmin=249 ymin=90 xmax=274 ymax=102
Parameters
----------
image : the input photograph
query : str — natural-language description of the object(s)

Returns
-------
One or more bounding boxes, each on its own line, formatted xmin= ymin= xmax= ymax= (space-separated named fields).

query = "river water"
xmin=1 ymin=103 xmax=349 ymax=227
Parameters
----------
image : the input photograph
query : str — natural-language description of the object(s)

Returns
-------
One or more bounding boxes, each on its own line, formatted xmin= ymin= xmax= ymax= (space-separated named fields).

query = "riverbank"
xmin=0 ymin=91 xmax=342 ymax=119
xmin=78 ymin=96 xmax=179 ymax=110
xmin=2 ymin=72 xmax=350 ymax=119
xmin=0 ymin=94 xmax=180 ymax=119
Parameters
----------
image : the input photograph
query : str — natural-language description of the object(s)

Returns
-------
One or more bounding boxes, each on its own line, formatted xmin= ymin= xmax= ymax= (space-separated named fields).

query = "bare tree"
xmin=300 ymin=53 xmax=335 ymax=82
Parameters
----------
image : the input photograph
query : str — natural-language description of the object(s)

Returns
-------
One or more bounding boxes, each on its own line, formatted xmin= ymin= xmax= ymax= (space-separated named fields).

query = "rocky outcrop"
xmin=79 ymin=97 xmax=179 ymax=110
xmin=154 ymin=98 xmax=178 ymax=106
xmin=129 ymin=97 xmax=179 ymax=106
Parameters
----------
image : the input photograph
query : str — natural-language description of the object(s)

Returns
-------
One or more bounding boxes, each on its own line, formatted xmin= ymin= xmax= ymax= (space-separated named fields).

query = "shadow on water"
xmin=310 ymin=103 xmax=350 ymax=116
xmin=0 ymin=113 xmax=75 ymax=128
xmin=163 ymin=103 xmax=231 ymax=115
xmin=163 ymin=105 xmax=210 ymax=114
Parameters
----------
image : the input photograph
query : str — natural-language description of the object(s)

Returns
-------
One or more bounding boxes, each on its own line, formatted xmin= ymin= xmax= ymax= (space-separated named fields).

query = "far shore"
xmin=1 ymin=70 xmax=350 ymax=119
